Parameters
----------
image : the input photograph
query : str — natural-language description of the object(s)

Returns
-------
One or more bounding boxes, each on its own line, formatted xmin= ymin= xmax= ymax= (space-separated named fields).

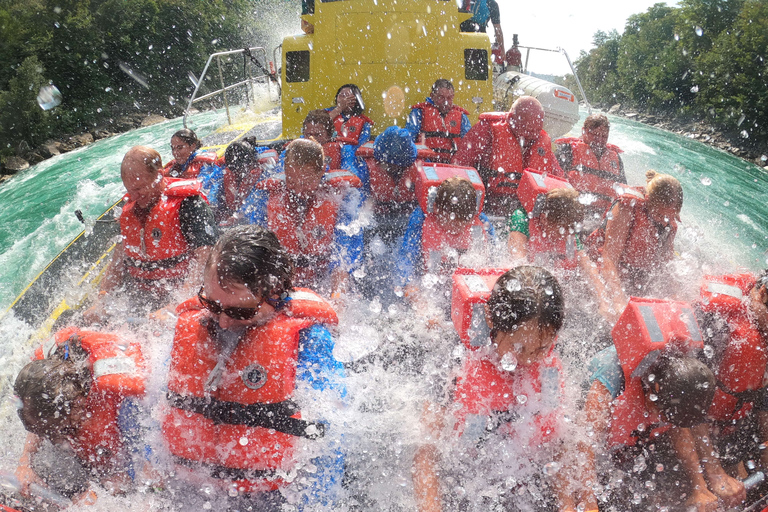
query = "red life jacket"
xmin=333 ymin=113 xmax=373 ymax=146
xmin=356 ymin=142 xmax=418 ymax=203
xmin=608 ymin=298 xmax=704 ymax=448
xmin=478 ymin=112 xmax=561 ymax=197
xmin=698 ymin=274 xmax=767 ymax=422
xmin=323 ymin=141 xmax=342 ymax=170
xmin=517 ymin=170 xmax=578 ymax=271
xmin=453 ymin=349 xmax=563 ymax=449
xmin=120 ymin=179 xmax=203 ymax=282
xmin=258 ymin=171 xmax=361 ymax=275
xmin=586 ymin=188 xmax=677 ymax=272
xmin=412 ymin=101 xmax=468 ymax=161
xmin=35 ymin=327 xmax=146 ymax=469
xmin=451 ymin=268 xmax=508 ymax=350
xmin=163 ymin=151 xmax=219 ymax=179
xmin=164 ymin=290 xmax=337 ymax=493
xmin=556 ymin=137 xmax=623 ymax=213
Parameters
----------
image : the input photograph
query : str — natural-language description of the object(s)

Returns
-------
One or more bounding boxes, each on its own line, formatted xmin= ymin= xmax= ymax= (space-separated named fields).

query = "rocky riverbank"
xmin=0 ymin=113 xmax=169 ymax=183
xmin=604 ymin=104 xmax=768 ymax=170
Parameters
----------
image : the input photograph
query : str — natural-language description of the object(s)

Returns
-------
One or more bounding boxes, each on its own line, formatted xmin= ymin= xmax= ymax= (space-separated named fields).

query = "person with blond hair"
xmin=586 ymin=169 xmax=684 ymax=308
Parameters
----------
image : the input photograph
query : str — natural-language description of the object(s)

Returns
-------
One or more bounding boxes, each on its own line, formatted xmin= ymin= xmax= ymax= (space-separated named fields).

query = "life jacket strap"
xmin=166 ymin=392 xmax=326 ymax=439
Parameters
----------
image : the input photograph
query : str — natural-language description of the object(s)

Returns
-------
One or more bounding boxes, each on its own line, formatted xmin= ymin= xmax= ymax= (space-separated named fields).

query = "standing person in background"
xmin=405 ymin=79 xmax=471 ymax=163
xmin=459 ymin=0 xmax=504 ymax=55
xmin=452 ymin=96 xmax=562 ymax=212
xmin=556 ymin=114 xmax=626 ymax=221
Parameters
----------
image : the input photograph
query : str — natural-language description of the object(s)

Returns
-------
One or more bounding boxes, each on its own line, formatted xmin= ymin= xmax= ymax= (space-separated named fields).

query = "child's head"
xmin=284 ymin=139 xmax=325 ymax=197
xmin=14 ymin=337 xmax=91 ymax=442
xmin=645 ymin=170 xmax=683 ymax=226
xmin=224 ymin=140 xmax=257 ymax=179
xmin=485 ymin=266 xmax=564 ymax=366
xmin=302 ymin=110 xmax=333 ymax=145
xmin=539 ymin=188 xmax=584 ymax=232
xmin=639 ymin=354 xmax=715 ymax=427
xmin=433 ymin=177 xmax=478 ymax=233
xmin=748 ymin=269 xmax=768 ymax=331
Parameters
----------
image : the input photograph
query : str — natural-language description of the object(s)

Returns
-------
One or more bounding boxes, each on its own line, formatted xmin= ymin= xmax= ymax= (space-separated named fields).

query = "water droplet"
xmin=203 ymin=503 xmax=212 ymax=510
xmin=500 ymin=352 xmax=518 ymax=372
xmin=645 ymin=480 xmax=656 ymax=490
xmin=577 ymin=503 xmax=586 ymax=512
xmin=544 ymin=286 xmax=553 ymax=296
xmin=700 ymin=176 xmax=712 ymax=186
xmin=387 ymin=32 xmax=392 ymax=39
xmin=649 ymin=393 xmax=658 ymax=402
xmin=37 ymin=84 xmax=62 ymax=110
xmin=505 ymin=279 xmax=522 ymax=292
xmin=690 ymin=85 xmax=699 ymax=93
xmin=695 ymin=26 xmax=703 ymax=36
xmin=703 ymin=345 xmax=714 ymax=358
xmin=741 ymin=130 xmax=749 ymax=139
xmin=674 ymin=33 xmax=679 ymax=41
xmin=647 ymin=373 xmax=655 ymax=383
xmin=450 ymin=195 xmax=459 ymax=204
xmin=543 ymin=461 xmax=560 ymax=476
xmin=656 ymin=463 xmax=664 ymax=472
xmin=516 ymin=394 xmax=528 ymax=404
xmin=239 ymin=437 xmax=248 ymax=446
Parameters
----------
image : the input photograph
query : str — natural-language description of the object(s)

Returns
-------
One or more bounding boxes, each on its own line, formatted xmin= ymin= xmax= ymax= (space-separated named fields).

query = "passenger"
xmin=405 ymin=79 xmax=471 ymax=163
xmin=696 ymin=272 xmax=768 ymax=474
xmin=459 ymin=0 xmax=504 ymax=62
xmin=216 ymin=140 xmax=263 ymax=225
xmin=556 ymin=114 xmax=626 ymax=220
xmin=358 ymin=126 xmax=418 ymax=220
xmin=586 ymin=170 xmax=683 ymax=308
xmin=326 ymin=84 xmax=373 ymax=150
xmin=86 ymin=146 xmax=218 ymax=321
xmin=302 ymin=109 xmax=343 ymax=170
xmin=582 ymin=298 xmax=745 ymax=511
xmin=162 ymin=129 xmax=223 ymax=206
xmin=396 ymin=176 xmax=494 ymax=298
xmin=250 ymin=139 xmax=364 ymax=298
xmin=14 ymin=327 xmax=147 ymax=502
xmin=413 ymin=266 xmax=586 ymax=511
xmin=507 ymin=179 xmax=613 ymax=320
xmin=452 ymin=96 xmax=562 ymax=212
xmin=162 ymin=225 xmax=345 ymax=510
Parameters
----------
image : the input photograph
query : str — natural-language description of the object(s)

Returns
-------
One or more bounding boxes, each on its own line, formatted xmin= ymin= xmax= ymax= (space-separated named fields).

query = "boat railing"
xmin=183 ymin=47 xmax=279 ymax=128
xmin=516 ymin=45 xmax=592 ymax=114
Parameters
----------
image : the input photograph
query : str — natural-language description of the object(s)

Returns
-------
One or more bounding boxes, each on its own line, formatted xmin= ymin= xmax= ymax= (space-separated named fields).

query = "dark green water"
xmin=0 ymin=110 xmax=766 ymax=311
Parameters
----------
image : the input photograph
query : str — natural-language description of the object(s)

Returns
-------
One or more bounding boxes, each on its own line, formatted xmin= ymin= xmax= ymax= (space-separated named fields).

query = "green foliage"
xmin=575 ymin=0 xmax=768 ymax=138
xmin=0 ymin=0 xmax=261 ymax=150
xmin=0 ymin=56 xmax=52 ymax=149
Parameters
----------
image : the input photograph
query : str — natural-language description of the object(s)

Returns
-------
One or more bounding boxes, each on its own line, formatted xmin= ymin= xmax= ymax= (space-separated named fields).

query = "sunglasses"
xmin=197 ymin=288 xmax=263 ymax=320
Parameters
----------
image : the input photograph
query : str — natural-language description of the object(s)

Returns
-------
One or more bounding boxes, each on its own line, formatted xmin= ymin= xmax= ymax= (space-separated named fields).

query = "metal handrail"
xmin=515 ymin=45 xmax=592 ymax=114
xmin=183 ymin=47 xmax=276 ymax=127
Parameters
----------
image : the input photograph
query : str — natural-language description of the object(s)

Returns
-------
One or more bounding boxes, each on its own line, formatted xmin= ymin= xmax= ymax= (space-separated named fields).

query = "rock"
xmin=608 ymin=104 xmax=621 ymax=114
xmin=115 ymin=116 xmax=139 ymax=131
xmin=90 ymin=128 xmax=113 ymax=140
xmin=625 ymin=112 xmax=638 ymax=118
xmin=16 ymin=140 xmax=31 ymax=156
xmin=68 ymin=132 xmax=94 ymax=148
xmin=3 ymin=156 xmax=29 ymax=173
xmin=141 ymin=114 xmax=168 ymax=127
xmin=39 ymin=141 xmax=61 ymax=158
xmin=26 ymin=152 xmax=45 ymax=165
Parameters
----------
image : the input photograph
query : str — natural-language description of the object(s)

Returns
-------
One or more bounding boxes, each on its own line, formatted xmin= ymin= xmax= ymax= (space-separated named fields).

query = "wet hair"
xmin=224 ymin=140 xmax=256 ymax=176
xmin=639 ymin=354 xmax=716 ymax=428
xmin=335 ymin=84 xmax=365 ymax=115
xmin=645 ymin=170 xmax=683 ymax=212
xmin=541 ymin=188 xmax=584 ymax=228
xmin=125 ymin=146 xmax=162 ymax=174
xmin=284 ymin=138 xmax=324 ymax=173
xmin=207 ymin=225 xmax=294 ymax=299
xmin=486 ymin=266 xmax=565 ymax=336
xmin=14 ymin=336 xmax=91 ymax=440
xmin=431 ymin=79 xmax=454 ymax=94
xmin=171 ymin=128 xmax=202 ymax=150
xmin=583 ymin=113 xmax=610 ymax=131
xmin=433 ymin=178 xmax=478 ymax=222
xmin=302 ymin=109 xmax=333 ymax=137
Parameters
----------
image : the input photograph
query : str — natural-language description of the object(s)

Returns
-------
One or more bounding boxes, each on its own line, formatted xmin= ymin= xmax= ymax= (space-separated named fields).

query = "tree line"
xmin=0 ymin=0 xmax=292 ymax=155
xmin=569 ymin=0 xmax=768 ymax=143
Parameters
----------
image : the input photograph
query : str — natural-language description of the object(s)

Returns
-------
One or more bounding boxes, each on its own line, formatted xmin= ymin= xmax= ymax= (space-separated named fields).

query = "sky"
xmin=497 ymin=0 xmax=679 ymax=75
